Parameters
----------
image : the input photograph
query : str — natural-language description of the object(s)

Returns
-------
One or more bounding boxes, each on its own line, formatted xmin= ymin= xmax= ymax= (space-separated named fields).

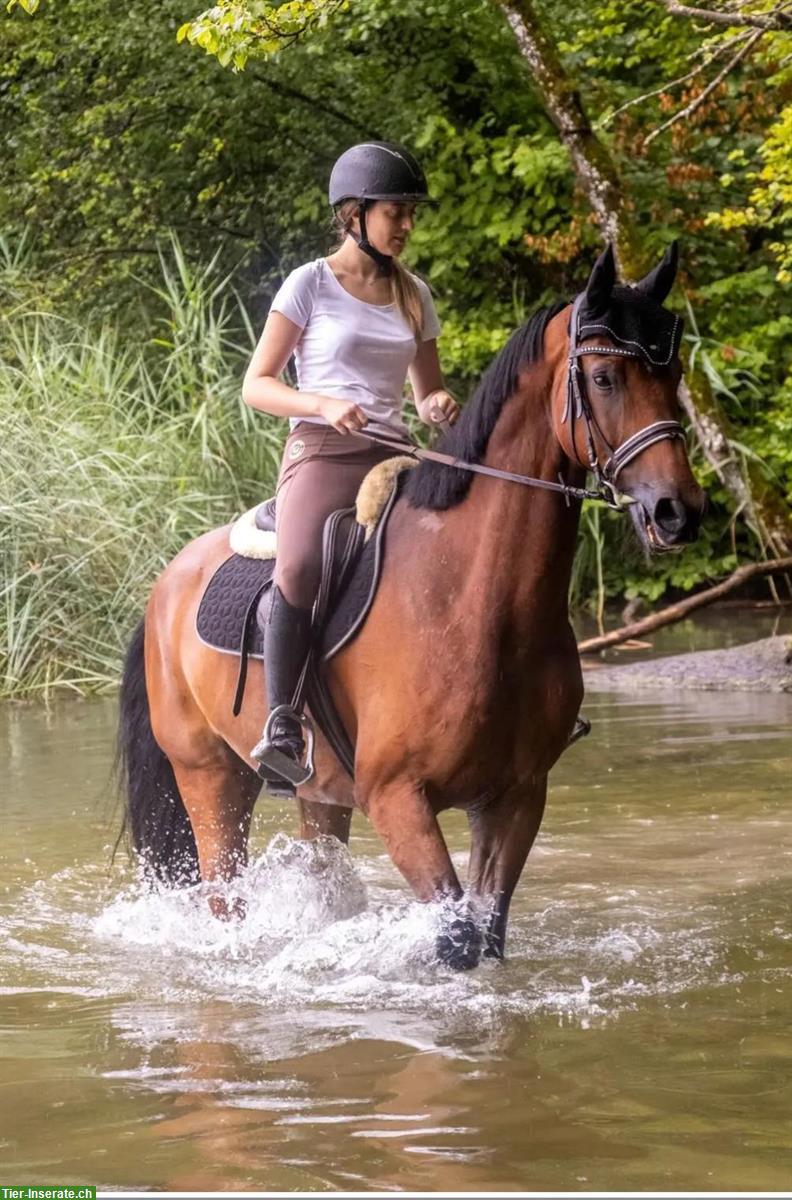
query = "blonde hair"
xmin=330 ymin=199 xmax=424 ymax=340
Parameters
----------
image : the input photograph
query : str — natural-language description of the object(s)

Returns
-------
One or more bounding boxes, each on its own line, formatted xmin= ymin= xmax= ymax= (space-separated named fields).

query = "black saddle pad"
xmin=195 ymin=472 xmax=402 ymax=663
xmin=196 ymin=554 xmax=274 ymax=658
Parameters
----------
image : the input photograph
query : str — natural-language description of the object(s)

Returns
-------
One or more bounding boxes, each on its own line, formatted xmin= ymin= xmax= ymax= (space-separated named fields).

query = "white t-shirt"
xmin=270 ymin=256 xmax=441 ymax=439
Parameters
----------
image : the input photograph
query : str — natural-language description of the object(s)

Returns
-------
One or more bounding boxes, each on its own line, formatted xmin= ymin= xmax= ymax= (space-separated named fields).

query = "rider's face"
xmin=355 ymin=200 xmax=417 ymax=257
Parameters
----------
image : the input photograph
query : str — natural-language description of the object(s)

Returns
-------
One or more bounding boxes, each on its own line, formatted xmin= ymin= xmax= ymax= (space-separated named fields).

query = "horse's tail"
xmin=116 ymin=618 xmax=200 ymax=886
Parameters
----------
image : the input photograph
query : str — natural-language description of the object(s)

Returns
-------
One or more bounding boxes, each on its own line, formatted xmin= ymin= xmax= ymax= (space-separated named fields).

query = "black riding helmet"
xmin=328 ymin=141 xmax=432 ymax=276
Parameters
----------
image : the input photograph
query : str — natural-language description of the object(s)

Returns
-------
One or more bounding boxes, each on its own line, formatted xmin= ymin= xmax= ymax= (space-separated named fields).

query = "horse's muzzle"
xmin=629 ymin=484 xmax=706 ymax=554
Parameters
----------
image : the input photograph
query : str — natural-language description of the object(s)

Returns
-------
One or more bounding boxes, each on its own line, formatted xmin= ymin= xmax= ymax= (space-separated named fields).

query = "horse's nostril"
xmin=653 ymin=497 xmax=688 ymax=533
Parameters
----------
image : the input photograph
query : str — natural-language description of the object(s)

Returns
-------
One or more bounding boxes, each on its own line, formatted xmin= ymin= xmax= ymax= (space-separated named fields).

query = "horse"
xmin=117 ymin=241 xmax=705 ymax=969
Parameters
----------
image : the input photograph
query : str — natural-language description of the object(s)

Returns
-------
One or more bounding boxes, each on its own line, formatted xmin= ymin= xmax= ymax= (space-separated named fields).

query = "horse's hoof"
xmin=436 ymin=917 xmax=483 ymax=970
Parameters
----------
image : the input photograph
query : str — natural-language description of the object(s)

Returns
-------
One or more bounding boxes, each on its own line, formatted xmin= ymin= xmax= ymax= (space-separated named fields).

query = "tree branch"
xmin=643 ymin=27 xmax=764 ymax=147
xmin=652 ymin=0 xmax=792 ymax=31
xmin=249 ymin=68 xmax=379 ymax=136
xmin=577 ymin=557 xmax=792 ymax=654
xmin=597 ymin=30 xmax=749 ymax=128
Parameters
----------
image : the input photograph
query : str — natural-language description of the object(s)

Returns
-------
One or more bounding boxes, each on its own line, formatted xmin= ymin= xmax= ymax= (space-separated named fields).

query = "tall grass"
xmin=1 ymin=237 xmax=283 ymax=699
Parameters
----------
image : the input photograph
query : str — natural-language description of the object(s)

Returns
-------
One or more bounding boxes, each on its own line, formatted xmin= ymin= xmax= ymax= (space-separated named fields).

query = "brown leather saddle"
xmin=195 ymin=469 xmax=406 ymax=779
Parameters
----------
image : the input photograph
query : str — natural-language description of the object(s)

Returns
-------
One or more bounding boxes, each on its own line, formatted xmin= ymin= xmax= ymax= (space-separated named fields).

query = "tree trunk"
xmin=500 ymin=0 xmax=643 ymax=278
xmin=499 ymin=0 xmax=791 ymax=552
xmin=679 ymin=371 xmax=791 ymax=557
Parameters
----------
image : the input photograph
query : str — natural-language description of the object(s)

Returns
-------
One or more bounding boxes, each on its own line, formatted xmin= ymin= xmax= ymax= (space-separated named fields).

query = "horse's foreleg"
xmin=467 ymin=777 xmax=547 ymax=960
xmin=297 ymin=798 xmax=352 ymax=844
xmin=363 ymin=780 xmax=480 ymax=969
xmin=172 ymin=760 xmax=260 ymax=921
xmin=366 ymin=781 xmax=460 ymax=900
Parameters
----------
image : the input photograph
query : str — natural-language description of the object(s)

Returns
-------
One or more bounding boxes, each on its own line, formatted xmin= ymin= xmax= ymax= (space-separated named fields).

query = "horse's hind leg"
xmin=297 ymin=799 xmax=352 ymax=844
xmin=467 ymin=777 xmax=547 ymax=960
xmin=171 ymin=758 xmax=261 ymax=920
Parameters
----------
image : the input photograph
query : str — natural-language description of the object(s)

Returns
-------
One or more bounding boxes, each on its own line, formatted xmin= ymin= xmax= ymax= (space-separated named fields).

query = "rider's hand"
xmin=424 ymin=389 xmax=460 ymax=427
xmin=316 ymin=395 xmax=368 ymax=435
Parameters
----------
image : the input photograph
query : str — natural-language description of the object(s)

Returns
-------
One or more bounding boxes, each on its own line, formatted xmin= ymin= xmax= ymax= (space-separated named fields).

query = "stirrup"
xmin=252 ymin=704 xmax=316 ymax=789
xmin=567 ymin=715 xmax=591 ymax=746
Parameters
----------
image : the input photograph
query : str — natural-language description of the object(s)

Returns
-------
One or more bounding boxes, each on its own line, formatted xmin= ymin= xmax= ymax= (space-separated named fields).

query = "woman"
xmin=242 ymin=140 xmax=459 ymax=794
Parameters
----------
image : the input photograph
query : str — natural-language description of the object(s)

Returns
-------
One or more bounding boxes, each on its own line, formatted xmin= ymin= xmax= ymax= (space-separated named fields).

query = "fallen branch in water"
xmin=578 ymin=557 xmax=792 ymax=654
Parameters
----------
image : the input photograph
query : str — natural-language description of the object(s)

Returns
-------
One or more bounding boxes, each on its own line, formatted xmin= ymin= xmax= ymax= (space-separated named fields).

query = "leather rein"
xmin=352 ymin=291 xmax=686 ymax=512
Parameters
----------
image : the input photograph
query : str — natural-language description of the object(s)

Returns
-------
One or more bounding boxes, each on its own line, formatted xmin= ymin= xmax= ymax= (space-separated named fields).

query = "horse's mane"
xmin=405 ymin=300 xmax=568 ymax=511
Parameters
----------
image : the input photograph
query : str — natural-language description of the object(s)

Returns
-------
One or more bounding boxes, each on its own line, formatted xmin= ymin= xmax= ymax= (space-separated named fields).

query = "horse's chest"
xmin=415 ymin=646 xmax=582 ymax=804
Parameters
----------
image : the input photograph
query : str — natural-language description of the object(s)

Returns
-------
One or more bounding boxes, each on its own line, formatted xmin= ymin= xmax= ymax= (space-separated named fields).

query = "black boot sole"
xmin=256 ymin=764 xmax=298 ymax=798
xmin=251 ymin=732 xmax=314 ymax=799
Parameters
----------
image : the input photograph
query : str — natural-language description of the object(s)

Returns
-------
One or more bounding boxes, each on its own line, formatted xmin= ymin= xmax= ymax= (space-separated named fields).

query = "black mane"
xmin=405 ymin=300 xmax=567 ymax=511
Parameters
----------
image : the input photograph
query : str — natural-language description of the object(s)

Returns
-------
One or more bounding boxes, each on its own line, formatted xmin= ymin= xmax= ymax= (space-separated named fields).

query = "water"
xmin=2 ymin=617 xmax=792 ymax=1191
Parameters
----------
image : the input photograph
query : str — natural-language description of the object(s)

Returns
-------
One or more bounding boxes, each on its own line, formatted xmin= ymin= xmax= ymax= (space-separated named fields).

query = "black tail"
xmin=115 ymin=619 xmax=200 ymax=886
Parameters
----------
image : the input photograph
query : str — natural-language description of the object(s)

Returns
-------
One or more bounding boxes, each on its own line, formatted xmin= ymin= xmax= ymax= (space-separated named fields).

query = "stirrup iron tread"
xmin=251 ymin=705 xmax=316 ymax=787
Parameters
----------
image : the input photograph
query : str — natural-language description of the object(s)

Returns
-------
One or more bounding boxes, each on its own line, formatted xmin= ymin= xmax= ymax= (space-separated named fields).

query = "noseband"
xmin=563 ymin=292 xmax=686 ymax=508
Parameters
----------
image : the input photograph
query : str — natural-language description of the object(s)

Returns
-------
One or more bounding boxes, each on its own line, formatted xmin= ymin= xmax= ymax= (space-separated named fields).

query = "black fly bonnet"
xmin=564 ymin=242 xmax=686 ymax=505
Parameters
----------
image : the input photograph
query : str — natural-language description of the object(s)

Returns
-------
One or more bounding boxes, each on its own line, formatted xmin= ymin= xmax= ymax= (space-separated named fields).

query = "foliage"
xmin=177 ymin=0 xmax=349 ymax=69
xmin=708 ymin=101 xmax=792 ymax=283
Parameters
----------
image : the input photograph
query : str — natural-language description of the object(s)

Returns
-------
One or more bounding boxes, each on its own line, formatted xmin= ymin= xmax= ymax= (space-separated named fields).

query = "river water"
xmin=2 ymin=615 xmax=791 ymax=1192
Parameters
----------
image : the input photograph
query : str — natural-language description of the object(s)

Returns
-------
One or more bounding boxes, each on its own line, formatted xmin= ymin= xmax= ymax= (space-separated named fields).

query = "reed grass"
xmin=0 ymin=237 xmax=283 ymax=699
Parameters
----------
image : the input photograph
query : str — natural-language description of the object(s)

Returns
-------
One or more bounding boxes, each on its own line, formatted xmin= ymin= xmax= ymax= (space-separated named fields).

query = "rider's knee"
xmin=275 ymin=560 xmax=319 ymax=611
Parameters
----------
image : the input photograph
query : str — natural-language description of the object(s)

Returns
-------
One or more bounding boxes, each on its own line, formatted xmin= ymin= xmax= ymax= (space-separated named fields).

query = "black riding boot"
xmin=250 ymin=586 xmax=314 ymax=796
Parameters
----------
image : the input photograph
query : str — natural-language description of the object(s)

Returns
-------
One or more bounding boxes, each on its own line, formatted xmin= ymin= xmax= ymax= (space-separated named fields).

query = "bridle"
xmin=353 ymin=290 xmax=687 ymax=511
xmin=562 ymin=292 xmax=686 ymax=509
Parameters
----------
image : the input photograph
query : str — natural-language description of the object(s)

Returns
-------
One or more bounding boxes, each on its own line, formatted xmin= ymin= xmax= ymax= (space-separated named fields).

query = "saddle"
xmin=195 ymin=458 xmax=416 ymax=779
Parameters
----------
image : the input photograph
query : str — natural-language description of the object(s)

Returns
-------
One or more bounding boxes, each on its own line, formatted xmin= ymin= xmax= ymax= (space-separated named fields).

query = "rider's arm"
xmin=242 ymin=311 xmax=324 ymax=419
xmin=408 ymin=338 xmax=459 ymax=425
xmin=242 ymin=312 xmax=365 ymax=432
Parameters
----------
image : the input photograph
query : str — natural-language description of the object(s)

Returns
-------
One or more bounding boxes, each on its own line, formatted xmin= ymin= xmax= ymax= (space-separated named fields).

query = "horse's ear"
xmin=633 ymin=240 xmax=679 ymax=304
xmin=582 ymin=242 xmax=616 ymax=317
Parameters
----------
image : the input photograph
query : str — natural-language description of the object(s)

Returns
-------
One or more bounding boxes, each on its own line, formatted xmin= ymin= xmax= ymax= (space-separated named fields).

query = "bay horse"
xmin=117 ymin=242 xmax=705 ymax=968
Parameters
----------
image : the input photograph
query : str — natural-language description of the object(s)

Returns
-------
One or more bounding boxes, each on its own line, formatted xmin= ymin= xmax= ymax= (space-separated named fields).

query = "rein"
xmin=350 ymin=427 xmax=608 ymax=506
xmin=351 ymin=291 xmax=686 ymax=512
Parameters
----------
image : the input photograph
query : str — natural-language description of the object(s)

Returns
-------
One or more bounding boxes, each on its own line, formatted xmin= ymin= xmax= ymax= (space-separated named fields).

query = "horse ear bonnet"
xmin=577 ymin=241 xmax=684 ymax=367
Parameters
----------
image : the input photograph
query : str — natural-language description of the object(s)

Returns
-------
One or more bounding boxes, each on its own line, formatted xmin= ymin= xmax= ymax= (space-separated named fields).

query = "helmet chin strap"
xmin=349 ymin=201 xmax=393 ymax=277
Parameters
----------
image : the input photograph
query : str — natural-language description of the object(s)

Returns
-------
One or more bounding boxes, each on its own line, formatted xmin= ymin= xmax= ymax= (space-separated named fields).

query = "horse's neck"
xmin=400 ymin=365 xmax=581 ymax=644
xmin=474 ymin=376 xmax=581 ymax=627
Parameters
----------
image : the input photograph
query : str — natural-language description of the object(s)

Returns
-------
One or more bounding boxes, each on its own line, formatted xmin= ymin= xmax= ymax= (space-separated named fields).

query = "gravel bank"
xmin=584 ymin=635 xmax=792 ymax=693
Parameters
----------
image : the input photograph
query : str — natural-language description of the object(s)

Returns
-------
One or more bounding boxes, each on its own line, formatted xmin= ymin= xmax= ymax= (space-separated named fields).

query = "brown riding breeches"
xmin=273 ymin=421 xmax=402 ymax=610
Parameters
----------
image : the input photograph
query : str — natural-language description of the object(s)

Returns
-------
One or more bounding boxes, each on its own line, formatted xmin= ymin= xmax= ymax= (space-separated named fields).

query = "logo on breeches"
xmin=288 ymin=439 xmax=305 ymax=460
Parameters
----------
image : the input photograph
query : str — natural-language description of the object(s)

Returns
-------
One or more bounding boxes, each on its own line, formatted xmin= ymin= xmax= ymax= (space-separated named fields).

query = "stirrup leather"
xmin=252 ymin=704 xmax=316 ymax=786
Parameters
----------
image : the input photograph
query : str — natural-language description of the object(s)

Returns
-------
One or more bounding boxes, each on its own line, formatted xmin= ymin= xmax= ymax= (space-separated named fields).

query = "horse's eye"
xmin=593 ymin=373 xmax=612 ymax=390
